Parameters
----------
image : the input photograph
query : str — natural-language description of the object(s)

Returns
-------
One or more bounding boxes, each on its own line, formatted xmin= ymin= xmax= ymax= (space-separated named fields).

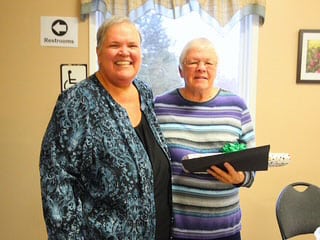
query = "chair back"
xmin=276 ymin=182 xmax=320 ymax=239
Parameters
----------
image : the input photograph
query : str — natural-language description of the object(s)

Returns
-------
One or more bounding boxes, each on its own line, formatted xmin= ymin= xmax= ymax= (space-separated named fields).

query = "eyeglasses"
xmin=183 ymin=60 xmax=217 ymax=69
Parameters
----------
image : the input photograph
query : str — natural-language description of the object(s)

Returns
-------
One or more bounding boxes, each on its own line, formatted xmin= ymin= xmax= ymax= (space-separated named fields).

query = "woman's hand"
xmin=207 ymin=162 xmax=245 ymax=185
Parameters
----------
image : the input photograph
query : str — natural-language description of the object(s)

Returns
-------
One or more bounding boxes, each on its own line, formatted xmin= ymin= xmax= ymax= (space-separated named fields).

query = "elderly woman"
xmin=40 ymin=16 xmax=172 ymax=239
xmin=154 ymin=38 xmax=256 ymax=240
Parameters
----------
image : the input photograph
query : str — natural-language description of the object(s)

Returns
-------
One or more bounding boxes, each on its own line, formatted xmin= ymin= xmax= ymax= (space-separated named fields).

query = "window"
xmin=89 ymin=11 xmax=259 ymax=124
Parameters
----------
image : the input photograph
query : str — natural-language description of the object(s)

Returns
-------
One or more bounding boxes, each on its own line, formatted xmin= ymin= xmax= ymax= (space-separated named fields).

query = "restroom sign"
xmin=41 ymin=16 xmax=78 ymax=48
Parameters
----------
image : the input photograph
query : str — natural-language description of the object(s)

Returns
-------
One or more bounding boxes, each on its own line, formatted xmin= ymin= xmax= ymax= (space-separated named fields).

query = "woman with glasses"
xmin=154 ymin=38 xmax=256 ymax=240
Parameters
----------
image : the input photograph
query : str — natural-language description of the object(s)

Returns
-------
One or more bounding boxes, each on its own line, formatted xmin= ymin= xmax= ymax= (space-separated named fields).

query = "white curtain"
xmin=80 ymin=0 xmax=265 ymax=28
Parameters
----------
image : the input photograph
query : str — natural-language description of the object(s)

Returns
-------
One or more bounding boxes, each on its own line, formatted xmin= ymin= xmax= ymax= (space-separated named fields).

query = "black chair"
xmin=276 ymin=182 xmax=320 ymax=239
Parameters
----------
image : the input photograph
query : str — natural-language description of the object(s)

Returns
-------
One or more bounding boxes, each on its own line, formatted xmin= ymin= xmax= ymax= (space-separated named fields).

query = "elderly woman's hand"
xmin=207 ymin=162 xmax=245 ymax=185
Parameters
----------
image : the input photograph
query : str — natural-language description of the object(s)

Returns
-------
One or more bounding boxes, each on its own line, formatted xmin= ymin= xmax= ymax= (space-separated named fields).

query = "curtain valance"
xmin=80 ymin=0 xmax=265 ymax=27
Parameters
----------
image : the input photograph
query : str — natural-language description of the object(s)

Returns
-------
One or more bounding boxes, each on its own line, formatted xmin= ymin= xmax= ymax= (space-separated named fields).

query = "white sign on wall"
xmin=41 ymin=16 xmax=78 ymax=48
xmin=60 ymin=64 xmax=87 ymax=92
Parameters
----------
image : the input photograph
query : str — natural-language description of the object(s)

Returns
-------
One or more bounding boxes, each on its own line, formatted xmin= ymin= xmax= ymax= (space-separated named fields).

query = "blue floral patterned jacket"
xmin=40 ymin=74 xmax=170 ymax=239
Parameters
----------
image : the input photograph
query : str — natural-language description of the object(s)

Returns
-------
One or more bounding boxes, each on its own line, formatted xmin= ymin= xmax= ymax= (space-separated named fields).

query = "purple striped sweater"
xmin=154 ymin=88 xmax=256 ymax=239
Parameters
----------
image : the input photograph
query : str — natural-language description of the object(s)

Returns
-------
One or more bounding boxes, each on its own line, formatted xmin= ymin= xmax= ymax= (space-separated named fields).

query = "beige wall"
xmin=0 ymin=1 xmax=88 ymax=239
xmin=242 ymin=0 xmax=320 ymax=239
xmin=0 ymin=0 xmax=319 ymax=239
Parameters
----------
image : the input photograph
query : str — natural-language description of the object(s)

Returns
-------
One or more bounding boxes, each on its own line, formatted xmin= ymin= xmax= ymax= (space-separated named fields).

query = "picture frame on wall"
xmin=297 ymin=29 xmax=320 ymax=83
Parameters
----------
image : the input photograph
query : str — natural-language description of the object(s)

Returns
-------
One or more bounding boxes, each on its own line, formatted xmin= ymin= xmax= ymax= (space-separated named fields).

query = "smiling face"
xmin=179 ymin=41 xmax=218 ymax=97
xmin=96 ymin=21 xmax=142 ymax=88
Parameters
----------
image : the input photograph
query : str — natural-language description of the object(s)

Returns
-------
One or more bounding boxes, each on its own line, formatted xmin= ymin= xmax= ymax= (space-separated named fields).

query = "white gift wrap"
xmin=268 ymin=153 xmax=290 ymax=167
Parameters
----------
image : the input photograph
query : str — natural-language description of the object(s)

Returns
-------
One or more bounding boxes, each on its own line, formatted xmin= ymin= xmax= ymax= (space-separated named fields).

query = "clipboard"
xmin=182 ymin=145 xmax=270 ymax=173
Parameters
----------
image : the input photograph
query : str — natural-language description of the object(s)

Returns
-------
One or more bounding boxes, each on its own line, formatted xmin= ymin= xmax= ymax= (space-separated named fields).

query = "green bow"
xmin=221 ymin=142 xmax=246 ymax=153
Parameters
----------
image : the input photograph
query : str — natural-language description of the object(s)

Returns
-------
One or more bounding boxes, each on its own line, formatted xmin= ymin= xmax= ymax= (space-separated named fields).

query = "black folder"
xmin=182 ymin=145 xmax=270 ymax=173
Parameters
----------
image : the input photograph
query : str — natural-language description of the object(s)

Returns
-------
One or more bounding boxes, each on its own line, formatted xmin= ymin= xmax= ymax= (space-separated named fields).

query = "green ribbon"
xmin=221 ymin=142 xmax=246 ymax=153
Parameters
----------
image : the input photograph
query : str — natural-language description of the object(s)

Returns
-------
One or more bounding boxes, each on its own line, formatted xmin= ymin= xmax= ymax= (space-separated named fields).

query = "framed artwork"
xmin=297 ymin=29 xmax=320 ymax=83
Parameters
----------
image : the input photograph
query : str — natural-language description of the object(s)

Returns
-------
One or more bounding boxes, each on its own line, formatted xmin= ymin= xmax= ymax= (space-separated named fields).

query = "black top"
xmin=135 ymin=113 xmax=171 ymax=240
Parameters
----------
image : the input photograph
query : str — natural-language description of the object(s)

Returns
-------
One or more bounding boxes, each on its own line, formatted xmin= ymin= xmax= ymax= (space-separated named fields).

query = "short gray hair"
xmin=96 ymin=16 xmax=142 ymax=51
xmin=179 ymin=38 xmax=218 ymax=68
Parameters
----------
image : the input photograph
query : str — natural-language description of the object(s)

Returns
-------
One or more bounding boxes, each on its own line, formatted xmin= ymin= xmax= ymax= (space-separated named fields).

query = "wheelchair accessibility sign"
xmin=60 ymin=64 xmax=87 ymax=92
